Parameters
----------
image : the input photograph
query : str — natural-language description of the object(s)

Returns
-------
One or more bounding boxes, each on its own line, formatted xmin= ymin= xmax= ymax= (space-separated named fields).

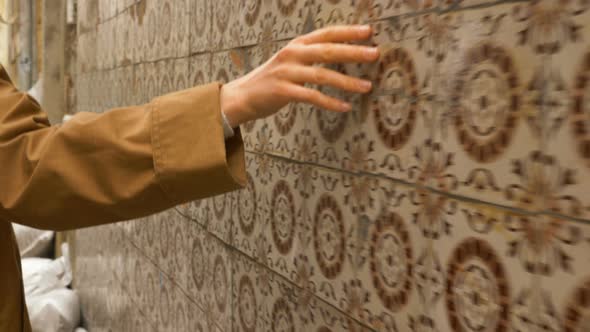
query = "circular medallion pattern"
xmin=147 ymin=8 xmax=157 ymax=48
xmin=564 ymin=278 xmax=590 ymax=332
xmin=271 ymin=180 xmax=296 ymax=255
xmin=239 ymin=275 xmax=257 ymax=332
xmin=370 ymin=211 xmax=413 ymax=312
xmin=213 ymin=194 xmax=226 ymax=220
xmin=274 ymin=104 xmax=297 ymax=136
xmin=160 ymin=282 xmax=171 ymax=328
xmin=239 ymin=172 xmax=257 ymax=235
xmin=313 ymin=194 xmax=346 ymax=279
xmin=161 ymin=2 xmax=172 ymax=46
xmin=446 ymin=237 xmax=510 ymax=332
xmin=216 ymin=0 xmax=231 ymax=33
xmin=271 ymin=297 xmax=295 ymax=332
xmin=452 ymin=43 xmax=520 ymax=163
xmin=160 ymin=219 xmax=170 ymax=260
xmin=371 ymin=47 xmax=418 ymax=150
xmin=277 ymin=0 xmax=298 ymax=17
xmin=192 ymin=0 xmax=208 ymax=37
xmin=571 ymin=51 xmax=590 ymax=167
xmin=245 ymin=0 xmax=262 ymax=26
xmin=213 ymin=255 xmax=228 ymax=312
xmin=317 ymin=65 xmax=350 ymax=143
xmin=191 ymin=237 xmax=205 ymax=290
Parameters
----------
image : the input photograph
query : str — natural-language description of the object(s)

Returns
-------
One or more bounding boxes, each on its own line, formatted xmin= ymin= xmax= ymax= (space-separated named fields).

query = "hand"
xmin=220 ymin=25 xmax=379 ymax=128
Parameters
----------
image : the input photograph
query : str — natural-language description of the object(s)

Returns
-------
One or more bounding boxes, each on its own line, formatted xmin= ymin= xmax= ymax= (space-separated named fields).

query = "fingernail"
xmin=340 ymin=102 xmax=352 ymax=112
xmin=359 ymin=80 xmax=372 ymax=91
xmin=365 ymin=47 xmax=378 ymax=58
xmin=358 ymin=25 xmax=371 ymax=33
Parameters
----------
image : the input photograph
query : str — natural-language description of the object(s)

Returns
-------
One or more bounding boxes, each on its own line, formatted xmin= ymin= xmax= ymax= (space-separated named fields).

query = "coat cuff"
xmin=151 ymin=82 xmax=246 ymax=204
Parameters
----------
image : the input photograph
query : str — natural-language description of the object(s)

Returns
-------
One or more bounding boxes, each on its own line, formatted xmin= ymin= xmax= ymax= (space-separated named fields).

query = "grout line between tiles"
xmin=243 ymin=149 xmax=590 ymax=226
xmin=172 ymin=208 xmax=379 ymax=332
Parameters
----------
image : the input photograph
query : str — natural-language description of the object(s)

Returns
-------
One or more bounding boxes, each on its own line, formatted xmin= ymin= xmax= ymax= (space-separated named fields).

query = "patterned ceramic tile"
xmin=431 ymin=3 xmax=548 ymax=211
xmin=189 ymin=0 xmax=212 ymax=53
xmin=353 ymin=16 xmax=437 ymax=181
xmin=232 ymin=250 xmax=374 ymax=332
xmin=537 ymin=1 xmax=590 ymax=220
xmin=72 ymin=0 xmax=590 ymax=331
xmin=210 ymin=0 xmax=241 ymax=50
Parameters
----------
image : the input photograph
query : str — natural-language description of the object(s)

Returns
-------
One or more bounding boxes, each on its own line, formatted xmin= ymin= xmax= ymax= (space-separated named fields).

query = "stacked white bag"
xmin=21 ymin=243 xmax=81 ymax=332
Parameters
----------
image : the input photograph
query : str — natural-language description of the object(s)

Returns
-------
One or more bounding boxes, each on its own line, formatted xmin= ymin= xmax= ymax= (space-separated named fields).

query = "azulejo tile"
xmin=231 ymin=153 xmax=272 ymax=259
xmin=186 ymin=227 xmax=233 ymax=331
xmin=263 ymin=158 xmax=305 ymax=282
xmin=536 ymin=1 xmax=590 ymax=220
xmin=354 ymin=17 xmax=437 ymax=182
xmin=189 ymin=0 xmax=212 ymax=53
xmin=431 ymin=3 xmax=548 ymax=211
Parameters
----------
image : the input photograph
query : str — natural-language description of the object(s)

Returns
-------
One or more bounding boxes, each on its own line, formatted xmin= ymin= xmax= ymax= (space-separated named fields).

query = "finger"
xmin=291 ymin=43 xmax=379 ymax=64
xmin=296 ymin=25 xmax=372 ymax=44
xmin=282 ymin=65 xmax=372 ymax=93
xmin=284 ymin=83 xmax=352 ymax=112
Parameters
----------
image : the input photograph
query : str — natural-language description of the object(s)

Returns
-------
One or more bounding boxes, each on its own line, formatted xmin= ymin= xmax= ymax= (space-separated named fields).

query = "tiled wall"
xmin=73 ymin=0 xmax=590 ymax=331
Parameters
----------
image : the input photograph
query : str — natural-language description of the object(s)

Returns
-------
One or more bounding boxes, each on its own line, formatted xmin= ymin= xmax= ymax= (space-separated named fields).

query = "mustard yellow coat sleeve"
xmin=0 ymin=63 xmax=246 ymax=332
xmin=0 ymin=65 xmax=246 ymax=231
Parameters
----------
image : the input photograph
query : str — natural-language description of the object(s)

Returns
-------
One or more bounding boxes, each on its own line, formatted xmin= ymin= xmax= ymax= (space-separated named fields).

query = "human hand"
xmin=220 ymin=25 xmax=379 ymax=128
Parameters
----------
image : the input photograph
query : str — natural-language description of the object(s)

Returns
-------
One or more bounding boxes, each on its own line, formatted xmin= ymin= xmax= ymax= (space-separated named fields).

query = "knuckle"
xmin=276 ymin=46 xmax=295 ymax=62
xmin=314 ymin=69 xmax=327 ymax=84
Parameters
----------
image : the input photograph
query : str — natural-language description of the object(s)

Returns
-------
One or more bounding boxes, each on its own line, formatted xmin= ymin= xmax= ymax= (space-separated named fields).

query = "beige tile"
xmin=189 ymin=0 xmax=213 ymax=53
xmin=355 ymin=17 xmax=437 ymax=181
xmin=432 ymin=4 xmax=548 ymax=211
xmin=537 ymin=1 xmax=590 ymax=220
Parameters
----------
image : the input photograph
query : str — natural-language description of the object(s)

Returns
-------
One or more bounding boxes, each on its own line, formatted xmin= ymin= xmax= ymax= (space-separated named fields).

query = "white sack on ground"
xmin=28 ymin=288 xmax=81 ymax=332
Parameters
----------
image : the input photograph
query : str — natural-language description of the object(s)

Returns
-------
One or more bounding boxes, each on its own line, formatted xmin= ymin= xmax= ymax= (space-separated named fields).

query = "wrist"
xmin=220 ymin=81 xmax=251 ymax=128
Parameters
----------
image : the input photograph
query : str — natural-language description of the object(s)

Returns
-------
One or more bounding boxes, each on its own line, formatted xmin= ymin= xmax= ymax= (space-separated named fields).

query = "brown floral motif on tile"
xmin=370 ymin=47 xmax=418 ymax=151
xmin=505 ymin=150 xmax=581 ymax=215
xmin=415 ymin=248 xmax=444 ymax=306
xmin=451 ymin=43 xmax=520 ymax=163
xmin=277 ymin=0 xmax=298 ymax=16
xmin=408 ymin=139 xmax=458 ymax=191
xmin=341 ymin=278 xmax=370 ymax=325
xmin=212 ymin=194 xmax=226 ymax=221
xmin=571 ymin=51 xmax=590 ymax=167
xmin=215 ymin=0 xmax=232 ymax=33
xmin=239 ymin=172 xmax=258 ymax=235
xmin=446 ymin=237 xmax=510 ymax=332
xmin=503 ymin=214 xmax=581 ymax=275
xmin=274 ymin=103 xmax=298 ymax=136
xmin=192 ymin=0 xmax=209 ymax=37
xmin=272 ymin=297 xmax=296 ymax=332
xmin=513 ymin=1 xmax=587 ymax=54
xmin=191 ymin=237 xmax=206 ymax=290
xmin=564 ymin=277 xmax=590 ymax=332
xmin=213 ymin=254 xmax=228 ymax=312
xmin=410 ymin=189 xmax=456 ymax=239
xmin=271 ymin=180 xmax=297 ymax=255
xmin=238 ymin=275 xmax=258 ymax=332
xmin=313 ymin=194 xmax=346 ymax=279
xmin=370 ymin=210 xmax=413 ymax=312
xmin=316 ymin=65 xmax=351 ymax=143
xmin=512 ymin=287 xmax=560 ymax=332
xmin=244 ymin=0 xmax=263 ymax=26
xmin=159 ymin=281 xmax=172 ymax=328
